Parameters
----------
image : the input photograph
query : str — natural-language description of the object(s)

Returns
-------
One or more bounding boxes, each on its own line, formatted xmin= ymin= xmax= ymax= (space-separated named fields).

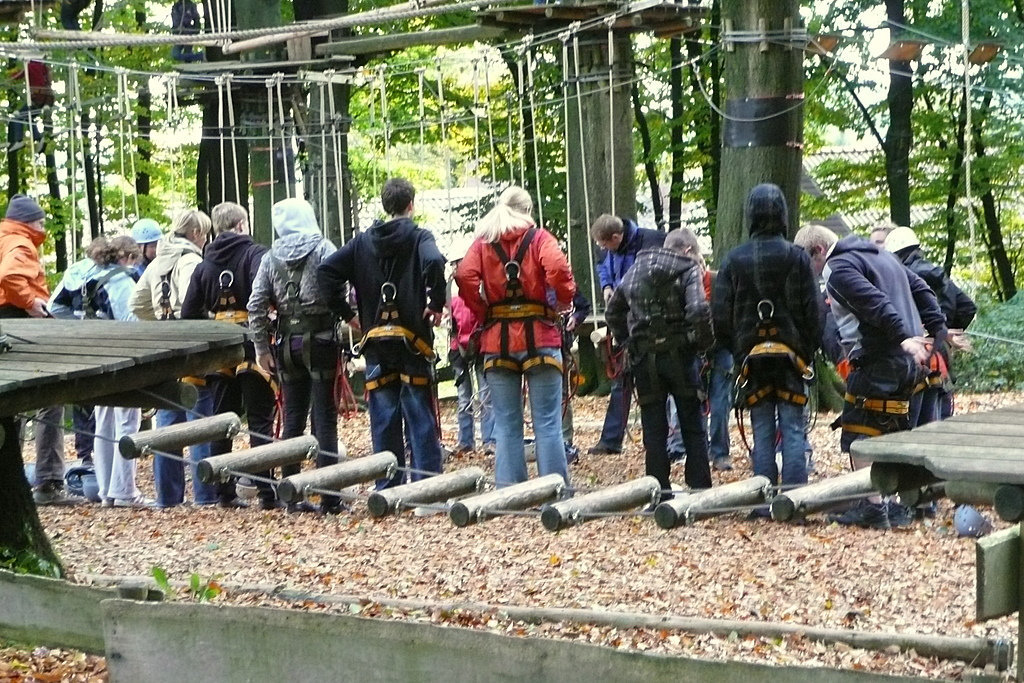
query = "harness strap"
xmin=214 ymin=310 xmax=249 ymax=325
xmin=364 ymin=372 xmax=432 ymax=391
xmin=483 ymin=355 xmax=562 ymax=374
xmin=360 ymin=324 xmax=436 ymax=360
xmin=365 ymin=372 xmax=400 ymax=392
xmin=842 ymin=423 xmax=884 ymax=438
xmin=843 ymin=392 xmax=910 ymax=415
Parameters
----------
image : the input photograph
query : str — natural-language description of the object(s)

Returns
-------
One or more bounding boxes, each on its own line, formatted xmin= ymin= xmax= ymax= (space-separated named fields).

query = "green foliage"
xmin=953 ymin=294 xmax=1024 ymax=392
xmin=0 ymin=547 xmax=61 ymax=579
xmin=151 ymin=565 xmax=223 ymax=603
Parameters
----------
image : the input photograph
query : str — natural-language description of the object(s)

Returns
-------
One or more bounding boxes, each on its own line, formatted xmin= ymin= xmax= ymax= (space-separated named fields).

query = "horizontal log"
xmin=366 ymin=468 xmax=486 ymax=518
xmin=540 ymin=476 xmax=660 ymax=532
xmin=278 ymin=451 xmax=396 ymax=503
xmin=770 ymin=469 xmax=876 ymax=522
xmin=119 ymin=412 xmax=242 ymax=460
xmin=316 ymin=25 xmax=510 ymax=56
xmin=870 ymin=462 xmax=939 ymax=495
xmin=89 ymin=381 xmax=198 ymax=410
xmin=655 ymin=476 xmax=772 ymax=529
xmin=946 ymin=481 xmax=1002 ymax=506
xmin=449 ymin=474 xmax=566 ymax=527
xmin=197 ymin=436 xmax=319 ymax=484
xmin=994 ymin=485 xmax=1024 ymax=522
xmin=896 ymin=482 xmax=945 ymax=508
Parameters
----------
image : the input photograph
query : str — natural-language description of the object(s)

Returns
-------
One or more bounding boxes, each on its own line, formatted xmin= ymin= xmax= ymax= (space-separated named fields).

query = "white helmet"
xmin=884 ymin=225 xmax=919 ymax=253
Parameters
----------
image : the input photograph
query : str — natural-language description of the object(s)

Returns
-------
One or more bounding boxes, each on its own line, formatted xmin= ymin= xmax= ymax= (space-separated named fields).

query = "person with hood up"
xmin=318 ymin=178 xmax=446 ymax=490
xmin=588 ymin=213 xmax=666 ymax=456
xmin=606 ymin=228 xmax=713 ymax=497
xmin=130 ymin=209 xmax=214 ymax=508
xmin=455 ymin=186 xmax=575 ymax=488
xmin=249 ymin=198 xmax=340 ymax=513
xmin=0 ymin=195 xmax=78 ymax=505
xmin=795 ymin=224 xmax=946 ymax=529
xmin=51 ymin=235 xmax=153 ymax=507
xmin=182 ymin=202 xmax=274 ymax=510
xmin=883 ymin=225 xmax=976 ymax=422
xmin=714 ymin=184 xmax=821 ymax=504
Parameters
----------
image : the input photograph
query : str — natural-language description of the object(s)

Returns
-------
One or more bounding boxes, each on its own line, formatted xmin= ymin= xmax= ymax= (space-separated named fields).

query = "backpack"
xmin=53 ymin=266 xmax=135 ymax=320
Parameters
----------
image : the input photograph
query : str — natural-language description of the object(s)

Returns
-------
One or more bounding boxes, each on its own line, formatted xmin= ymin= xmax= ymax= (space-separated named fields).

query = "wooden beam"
xmin=277 ymin=451 xmax=397 ymax=504
xmin=870 ymin=461 xmax=940 ymax=495
xmin=655 ymin=476 xmax=772 ymax=529
xmin=449 ymin=474 xmax=565 ymax=527
xmin=770 ymin=468 xmax=876 ymax=522
xmin=366 ymin=468 xmax=486 ymax=518
xmin=540 ymin=477 xmax=660 ymax=532
xmin=196 ymin=436 xmax=319 ymax=484
xmin=119 ymin=413 xmax=243 ymax=460
xmin=976 ymin=525 xmax=1019 ymax=621
xmin=317 ymin=24 xmax=510 ymax=56
xmin=88 ymin=381 xmax=198 ymax=410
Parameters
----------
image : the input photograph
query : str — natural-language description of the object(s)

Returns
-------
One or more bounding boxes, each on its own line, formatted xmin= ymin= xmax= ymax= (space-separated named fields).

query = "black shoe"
xmin=587 ymin=444 xmax=621 ymax=456
xmin=321 ymin=502 xmax=350 ymax=515
xmin=218 ymin=497 xmax=249 ymax=509
xmin=712 ymin=458 xmax=733 ymax=471
xmin=287 ymin=501 xmax=320 ymax=514
xmin=259 ymin=498 xmax=284 ymax=511
xmin=667 ymin=451 xmax=685 ymax=464
xmin=887 ymin=501 xmax=915 ymax=528
xmin=915 ymin=501 xmax=938 ymax=519
xmin=827 ymin=501 xmax=890 ymax=530
xmin=747 ymin=507 xmax=772 ymax=520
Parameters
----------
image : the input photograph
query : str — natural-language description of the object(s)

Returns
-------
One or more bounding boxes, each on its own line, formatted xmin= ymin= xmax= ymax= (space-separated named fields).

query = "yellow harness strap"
xmin=361 ymin=325 xmax=436 ymax=360
xmin=843 ymin=392 xmax=910 ymax=415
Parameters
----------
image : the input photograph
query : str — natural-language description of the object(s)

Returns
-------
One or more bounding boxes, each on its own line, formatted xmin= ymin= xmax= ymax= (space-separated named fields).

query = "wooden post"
xmin=770 ymin=468 xmax=875 ymax=522
xmin=278 ymin=451 xmax=397 ymax=504
xmin=119 ymin=413 xmax=242 ymax=460
xmin=449 ymin=474 xmax=566 ymax=528
xmin=896 ymin=482 xmax=945 ymax=508
xmin=995 ymin=485 xmax=1024 ymax=522
xmin=655 ymin=476 xmax=772 ymax=529
xmin=946 ymin=481 xmax=1000 ymax=506
xmin=715 ymin=0 xmax=804 ymax=260
xmin=366 ymin=467 xmax=486 ymax=518
xmin=540 ymin=476 xmax=660 ymax=532
xmin=196 ymin=435 xmax=319 ymax=484
xmin=870 ymin=462 xmax=939 ymax=496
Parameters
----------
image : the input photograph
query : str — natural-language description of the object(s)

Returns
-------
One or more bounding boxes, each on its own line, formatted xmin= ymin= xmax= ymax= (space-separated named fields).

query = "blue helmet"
xmin=954 ymin=505 xmax=992 ymax=538
xmin=131 ymin=218 xmax=162 ymax=244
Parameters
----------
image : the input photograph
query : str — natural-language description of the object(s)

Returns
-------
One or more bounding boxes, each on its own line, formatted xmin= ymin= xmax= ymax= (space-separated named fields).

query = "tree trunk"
xmin=81 ymin=109 xmax=100 ymax=240
xmin=972 ymin=93 xmax=1017 ymax=301
xmin=0 ymin=417 xmax=64 ymax=577
xmin=668 ymin=36 xmax=683 ymax=231
xmin=631 ymin=82 xmax=662 ymax=229
xmin=942 ymin=92 xmax=966 ymax=275
xmin=42 ymin=109 xmax=67 ymax=272
xmin=135 ymin=9 xmax=151 ymax=199
xmin=715 ymin=0 xmax=803 ymax=258
xmin=684 ymin=0 xmax=721 ymax=242
xmin=884 ymin=0 xmax=912 ymax=227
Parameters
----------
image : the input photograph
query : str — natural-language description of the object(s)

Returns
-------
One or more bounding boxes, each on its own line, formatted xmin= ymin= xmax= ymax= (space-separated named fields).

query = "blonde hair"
xmin=475 ymin=186 xmax=534 ymax=243
xmin=172 ymin=209 xmax=212 ymax=240
xmin=211 ymin=202 xmax=247 ymax=236
xmin=794 ymin=224 xmax=838 ymax=254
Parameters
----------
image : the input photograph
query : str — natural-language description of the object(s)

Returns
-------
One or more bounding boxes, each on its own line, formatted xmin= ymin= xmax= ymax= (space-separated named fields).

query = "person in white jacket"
xmin=129 ymin=209 xmax=216 ymax=507
xmin=51 ymin=235 xmax=151 ymax=507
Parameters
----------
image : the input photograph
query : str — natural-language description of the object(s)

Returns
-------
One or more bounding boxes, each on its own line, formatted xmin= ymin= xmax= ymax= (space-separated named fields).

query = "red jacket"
xmin=0 ymin=218 xmax=49 ymax=311
xmin=455 ymin=224 xmax=576 ymax=355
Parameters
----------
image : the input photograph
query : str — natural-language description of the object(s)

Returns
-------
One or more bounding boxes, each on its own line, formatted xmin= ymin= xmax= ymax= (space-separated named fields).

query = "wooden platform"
xmin=0 ymin=319 xmax=244 ymax=417
xmin=480 ymin=0 xmax=707 ymax=37
xmin=851 ymin=404 xmax=1024 ymax=486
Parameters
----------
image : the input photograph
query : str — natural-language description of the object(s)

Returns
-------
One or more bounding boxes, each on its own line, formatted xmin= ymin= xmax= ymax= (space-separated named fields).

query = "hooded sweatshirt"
xmin=712 ymin=184 xmax=821 ymax=365
xmin=894 ymin=246 xmax=977 ymax=331
xmin=130 ymin=234 xmax=204 ymax=320
xmin=181 ymin=231 xmax=267 ymax=320
xmin=0 ymin=218 xmax=49 ymax=313
xmin=317 ymin=215 xmax=446 ymax=365
xmin=49 ymin=257 xmax=137 ymax=321
xmin=605 ymin=246 xmax=711 ymax=354
xmin=824 ymin=236 xmax=946 ymax=361
xmin=247 ymin=202 xmax=336 ymax=357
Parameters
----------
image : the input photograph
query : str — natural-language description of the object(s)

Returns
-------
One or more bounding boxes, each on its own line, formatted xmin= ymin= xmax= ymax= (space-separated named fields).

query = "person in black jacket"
xmin=606 ymin=228 xmax=713 ymax=496
xmin=884 ymin=225 xmax=976 ymax=421
xmin=317 ymin=178 xmax=447 ymax=489
xmin=714 ymin=184 xmax=821 ymax=499
xmin=181 ymin=201 xmax=276 ymax=509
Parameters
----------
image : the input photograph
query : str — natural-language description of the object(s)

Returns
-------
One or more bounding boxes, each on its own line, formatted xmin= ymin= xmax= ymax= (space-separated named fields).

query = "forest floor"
xmin=13 ymin=391 xmax=1024 ymax=681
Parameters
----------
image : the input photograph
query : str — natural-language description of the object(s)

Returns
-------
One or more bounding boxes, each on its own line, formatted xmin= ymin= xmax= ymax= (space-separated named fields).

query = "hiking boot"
xmin=827 ymin=500 xmax=890 ymax=530
xmin=587 ymin=444 xmax=621 ymax=456
xmin=321 ymin=501 xmax=350 ymax=515
xmin=218 ymin=497 xmax=249 ymax=509
xmin=451 ymin=444 xmax=474 ymax=458
xmin=33 ymin=481 xmax=85 ymax=506
xmin=287 ymin=501 xmax=320 ymax=514
xmin=887 ymin=501 xmax=915 ymax=528
xmin=259 ymin=498 xmax=284 ymax=511
xmin=482 ymin=441 xmax=496 ymax=455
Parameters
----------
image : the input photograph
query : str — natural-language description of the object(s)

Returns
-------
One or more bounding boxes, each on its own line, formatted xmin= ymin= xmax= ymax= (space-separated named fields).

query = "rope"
xmin=377 ymin=64 xmax=391 ymax=176
xmin=471 ymin=59 xmax=482 ymax=220
xmin=525 ymin=41 xmax=545 ymax=230
xmin=515 ymin=46 xmax=527 ymax=188
xmin=325 ymin=73 xmax=347 ymax=244
xmin=124 ymin=71 xmax=141 ymax=218
xmin=265 ymin=78 xmax=276 ymax=207
xmin=225 ymin=74 xmax=242 ymax=203
xmin=606 ymin=18 xmax=616 ymax=216
xmin=560 ymin=32 xmax=574 ymax=267
xmin=436 ymin=57 xmax=453 ymax=234
xmin=216 ymin=75 xmax=228 ymax=203
xmin=318 ymin=81 xmax=329 ymax=228
xmin=481 ymin=54 xmax=499 ymax=198
xmin=960 ymin=0 xmax=978 ymax=286
xmin=115 ymin=68 xmax=129 ymax=221
xmin=67 ymin=63 xmax=80 ymax=249
xmin=275 ymin=74 xmax=290 ymax=197
xmin=570 ymin=28 xmax=598 ymax=311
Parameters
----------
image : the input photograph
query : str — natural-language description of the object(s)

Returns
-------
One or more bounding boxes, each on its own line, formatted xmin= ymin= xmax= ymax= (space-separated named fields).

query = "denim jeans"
xmin=916 ymin=387 xmax=940 ymax=427
xmin=708 ymin=348 xmax=734 ymax=463
xmin=938 ymin=388 xmax=954 ymax=419
xmin=750 ymin=399 xmax=806 ymax=487
xmin=666 ymin=397 xmax=684 ymax=454
xmin=453 ymin=353 xmax=494 ymax=449
xmin=72 ymin=404 xmax=95 ymax=461
xmin=597 ymin=371 xmax=632 ymax=450
xmin=486 ymin=349 xmax=568 ymax=488
xmin=367 ymin=363 xmax=443 ymax=489
xmin=152 ymin=387 xmax=214 ymax=507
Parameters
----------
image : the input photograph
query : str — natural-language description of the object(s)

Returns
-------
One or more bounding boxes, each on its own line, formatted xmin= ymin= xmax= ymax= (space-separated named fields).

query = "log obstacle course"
xmin=196 ymin=435 xmax=321 ymax=484
xmin=655 ymin=476 xmax=772 ymax=529
xmin=119 ymin=413 xmax=243 ymax=460
xmin=449 ymin=474 xmax=566 ymax=527
xmin=366 ymin=468 xmax=487 ymax=518
xmin=278 ymin=450 xmax=395 ymax=504
xmin=540 ymin=476 xmax=661 ymax=532
xmin=770 ymin=469 xmax=876 ymax=522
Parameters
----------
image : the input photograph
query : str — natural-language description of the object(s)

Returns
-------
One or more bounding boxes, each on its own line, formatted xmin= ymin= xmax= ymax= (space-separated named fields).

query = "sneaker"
xmin=482 ymin=442 xmax=496 ymax=455
xmin=887 ymin=501 xmax=915 ymax=528
xmin=287 ymin=501 xmax=320 ymax=514
xmin=101 ymin=498 xmax=114 ymax=508
xmin=712 ymin=458 xmax=733 ymax=471
xmin=218 ymin=497 xmax=249 ymax=509
xmin=451 ymin=444 xmax=474 ymax=457
xmin=413 ymin=505 xmax=444 ymax=517
xmin=587 ymin=444 xmax=621 ymax=456
xmin=32 ymin=481 xmax=85 ymax=506
xmin=827 ymin=500 xmax=890 ymax=530
xmin=113 ymin=495 xmax=156 ymax=509
xmin=564 ymin=443 xmax=580 ymax=465
xmin=747 ymin=506 xmax=772 ymax=520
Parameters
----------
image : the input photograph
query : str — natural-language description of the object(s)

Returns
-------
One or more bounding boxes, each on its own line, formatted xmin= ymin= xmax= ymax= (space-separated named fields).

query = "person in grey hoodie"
xmin=248 ymin=198 xmax=341 ymax=514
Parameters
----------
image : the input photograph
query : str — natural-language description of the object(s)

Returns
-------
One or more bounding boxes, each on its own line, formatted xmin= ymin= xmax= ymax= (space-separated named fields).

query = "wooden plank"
xmin=317 ymin=25 xmax=511 ymax=56
xmin=0 ymin=352 xmax=134 ymax=371
xmin=0 ymin=344 xmax=171 ymax=362
xmin=856 ymin=431 xmax=1024 ymax=450
xmin=0 ymin=356 xmax=110 ymax=381
xmin=13 ymin=336 xmax=210 ymax=352
xmin=976 ymin=525 xmax=1020 ymax=621
xmin=905 ymin=420 xmax=1024 ymax=437
xmin=1 ymin=319 xmax=244 ymax=345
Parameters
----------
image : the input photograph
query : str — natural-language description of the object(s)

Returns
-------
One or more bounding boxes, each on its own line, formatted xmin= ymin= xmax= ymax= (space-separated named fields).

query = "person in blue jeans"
xmin=589 ymin=213 xmax=666 ymax=455
xmin=713 ymin=185 xmax=821 ymax=508
xmin=449 ymin=287 xmax=494 ymax=455
xmin=455 ymin=186 xmax=575 ymax=488
xmin=318 ymin=178 xmax=447 ymax=490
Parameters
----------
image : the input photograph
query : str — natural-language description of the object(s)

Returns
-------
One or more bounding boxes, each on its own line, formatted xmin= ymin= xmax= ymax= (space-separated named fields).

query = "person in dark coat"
xmin=884 ymin=225 xmax=976 ymax=421
xmin=182 ymin=202 xmax=276 ymax=509
xmin=318 ymin=178 xmax=447 ymax=489
xmin=606 ymin=228 xmax=713 ymax=496
xmin=589 ymin=214 xmax=666 ymax=455
xmin=714 ymin=184 xmax=821 ymax=499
